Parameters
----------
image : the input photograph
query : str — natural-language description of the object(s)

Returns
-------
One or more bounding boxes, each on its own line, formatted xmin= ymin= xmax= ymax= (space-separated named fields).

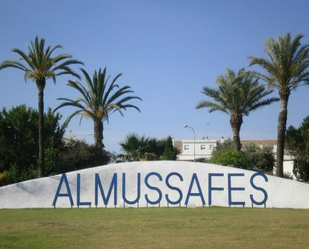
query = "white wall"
xmin=179 ymin=140 xmax=217 ymax=160
xmin=1 ymin=161 xmax=309 ymax=209
xmin=283 ymin=157 xmax=295 ymax=179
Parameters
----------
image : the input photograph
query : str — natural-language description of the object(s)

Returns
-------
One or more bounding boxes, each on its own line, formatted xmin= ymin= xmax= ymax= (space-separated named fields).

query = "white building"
xmin=173 ymin=139 xmax=217 ymax=161
xmin=174 ymin=139 xmax=295 ymax=178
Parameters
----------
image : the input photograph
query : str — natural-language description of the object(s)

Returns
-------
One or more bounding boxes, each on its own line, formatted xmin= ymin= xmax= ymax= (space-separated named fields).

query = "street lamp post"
xmin=184 ymin=124 xmax=196 ymax=161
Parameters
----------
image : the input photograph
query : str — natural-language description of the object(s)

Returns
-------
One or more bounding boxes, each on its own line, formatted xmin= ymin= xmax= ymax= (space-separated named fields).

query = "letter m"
xmin=95 ymin=173 xmax=117 ymax=207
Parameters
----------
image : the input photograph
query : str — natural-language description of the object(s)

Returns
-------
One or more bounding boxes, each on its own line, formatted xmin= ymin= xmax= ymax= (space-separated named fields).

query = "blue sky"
xmin=1 ymin=0 xmax=309 ymax=152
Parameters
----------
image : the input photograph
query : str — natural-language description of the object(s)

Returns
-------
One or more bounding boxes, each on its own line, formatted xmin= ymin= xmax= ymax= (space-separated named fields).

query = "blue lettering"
xmin=145 ymin=172 xmax=163 ymax=205
xmin=95 ymin=173 xmax=117 ymax=207
xmin=208 ymin=173 xmax=224 ymax=206
xmin=250 ymin=172 xmax=268 ymax=206
xmin=165 ymin=172 xmax=183 ymax=205
xmin=77 ymin=174 xmax=92 ymax=207
xmin=122 ymin=173 xmax=141 ymax=205
xmin=228 ymin=173 xmax=245 ymax=206
xmin=185 ymin=173 xmax=206 ymax=206
xmin=52 ymin=174 xmax=74 ymax=207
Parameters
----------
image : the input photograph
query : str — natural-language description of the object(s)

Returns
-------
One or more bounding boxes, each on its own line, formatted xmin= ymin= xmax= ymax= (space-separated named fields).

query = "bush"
xmin=8 ymin=163 xmax=37 ymax=183
xmin=243 ymin=143 xmax=274 ymax=173
xmin=210 ymin=149 xmax=251 ymax=169
xmin=45 ymin=147 xmax=60 ymax=175
xmin=215 ymin=139 xmax=234 ymax=152
xmin=0 ymin=171 xmax=11 ymax=186
xmin=210 ymin=140 xmax=275 ymax=173
xmin=55 ymin=140 xmax=109 ymax=174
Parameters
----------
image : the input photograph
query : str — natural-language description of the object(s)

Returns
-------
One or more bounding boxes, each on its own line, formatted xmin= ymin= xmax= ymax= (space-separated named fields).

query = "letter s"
xmin=250 ymin=172 xmax=268 ymax=206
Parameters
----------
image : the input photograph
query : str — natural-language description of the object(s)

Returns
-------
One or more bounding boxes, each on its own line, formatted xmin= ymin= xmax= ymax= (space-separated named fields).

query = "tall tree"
xmin=0 ymin=37 xmax=83 ymax=177
xmin=248 ymin=33 xmax=309 ymax=177
xmin=162 ymin=136 xmax=179 ymax=160
xmin=286 ymin=117 xmax=309 ymax=182
xmin=196 ymin=69 xmax=279 ymax=151
xmin=0 ymin=105 xmax=65 ymax=181
xmin=54 ymin=68 xmax=141 ymax=148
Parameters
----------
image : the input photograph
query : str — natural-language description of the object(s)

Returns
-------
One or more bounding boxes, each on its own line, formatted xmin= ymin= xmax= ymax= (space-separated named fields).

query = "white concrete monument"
xmin=0 ymin=161 xmax=308 ymax=209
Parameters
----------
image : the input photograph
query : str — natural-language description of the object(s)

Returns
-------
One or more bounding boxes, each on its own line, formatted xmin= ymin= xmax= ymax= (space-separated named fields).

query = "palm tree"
xmin=119 ymin=134 xmax=180 ymax=161
xmin=0 ymin=37 xmax=83 ymax=177
xmin=54 ymin=68 xmax=142 ymax=148
xmin=119 ymin=134 xmax=157 ymax=161
xmin=248 ymin=33 xmax=309 ymax=177
xmin=196 ymin=69 xmax=279 ymax=151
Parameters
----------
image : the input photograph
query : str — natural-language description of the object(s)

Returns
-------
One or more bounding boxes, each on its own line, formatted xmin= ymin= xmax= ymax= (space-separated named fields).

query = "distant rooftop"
xmin=173 ymin=139 xmax=277 ymax=150
xmin=241 ymin=140 xmax=277 ymax=148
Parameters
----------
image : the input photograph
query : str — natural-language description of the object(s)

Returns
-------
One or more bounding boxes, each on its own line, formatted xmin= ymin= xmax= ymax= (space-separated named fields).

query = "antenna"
xmin=206 ymin=123 xmax=210 ymax=139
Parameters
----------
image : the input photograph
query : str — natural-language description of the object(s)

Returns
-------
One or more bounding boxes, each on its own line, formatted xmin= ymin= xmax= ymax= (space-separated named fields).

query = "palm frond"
xmin=81 ymin=68 xmax=95 ymax=98
xmin=63 ymin=110 xmax=84 ymax=127
xmin=55 ymin=68 xmax=81 ymax=80
xmin=11 ymin=49 xmax=36 ymax=70
xmin=53 ymin=54 xmax=72 ymax=63
xmin=56 ymin=67 xmax=142 ymax=144
xmin=0 ymin=36 xmax=82 ymax=85
xmin=45 ymin=45 xmax=62 ymax=59
xmin=197 ymin=69 xmax=278 ymax=118
xmin=196 ymin=100 xmax=229 ymax=114
xmin=249 ymin=33 xmax=309 ymax=93
xmin=0 ymin=60 xmax=28 ymax=71
xmin=102 ymin=74 xmax=122 ymax=106
xmin=247 ymin=97 xmax=280 ymax=114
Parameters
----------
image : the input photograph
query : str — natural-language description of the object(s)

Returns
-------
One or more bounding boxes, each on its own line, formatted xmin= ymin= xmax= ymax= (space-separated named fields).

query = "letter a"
xmin=185 ymin=173 xmax=206 ymax=206
xmin=52 ymin=174 xmax=74 ymax=207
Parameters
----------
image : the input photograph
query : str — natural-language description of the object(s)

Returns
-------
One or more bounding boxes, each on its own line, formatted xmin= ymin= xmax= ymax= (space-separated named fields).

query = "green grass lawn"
xmin=0 ymin=207 xmax=309 ymax=249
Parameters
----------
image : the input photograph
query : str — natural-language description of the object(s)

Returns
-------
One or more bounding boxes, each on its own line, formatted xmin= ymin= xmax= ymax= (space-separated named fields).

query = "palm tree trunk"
xmin=36 ymin=79 xmax=46 ymax=177
xmin=230 ymin=115 xmax=243 ymax=151
xmin=276 ymin=92 xmax=289 ymax=177
xmin=94 ymin=120 xmax=104 ymax=148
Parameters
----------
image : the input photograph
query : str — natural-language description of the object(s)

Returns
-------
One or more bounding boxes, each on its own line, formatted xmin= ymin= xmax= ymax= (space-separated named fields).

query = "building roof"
xmin=241 ymin=140 xmax=276 ymax=148
xmin=173 ymin=139 xmax=277 ymax=150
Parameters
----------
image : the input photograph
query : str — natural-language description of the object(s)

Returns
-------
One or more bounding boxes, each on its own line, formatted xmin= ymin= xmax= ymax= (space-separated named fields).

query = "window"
xmin=201 ymin=145 xmax=206 ymax=150
xmin=184 ymin=145 xmax=189 ymax=150
xmin=209 ymin=145 xmax=214 ymax=151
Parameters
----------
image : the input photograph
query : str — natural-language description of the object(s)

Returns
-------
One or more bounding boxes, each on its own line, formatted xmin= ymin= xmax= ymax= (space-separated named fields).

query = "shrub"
xmin=55 ymin=140 xmax=109 ymax=174
xmin=0 ymin=171 xmax=11 ymax=186
xmin=45 ymin=147 xmax=60 ymax=175
xmin=210 ymin=149 xmax=251 ymax=169
xmin=215 ymin=139 xmax=234 ymax=152
xmin=210 ymin=140 xmax=275 ymax=173
xmin=8 ymin=163 xmax=37 ymax=183
xmin=243 ymin=143 xmax=274 ymax=173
